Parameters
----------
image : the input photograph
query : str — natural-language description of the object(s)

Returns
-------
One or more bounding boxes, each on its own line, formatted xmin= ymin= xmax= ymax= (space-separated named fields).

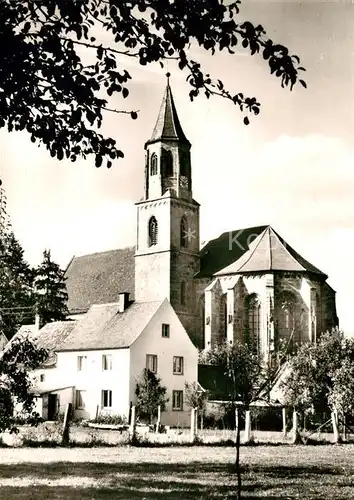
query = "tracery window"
xmin=148 ymin=216 xmax=158 ymax=246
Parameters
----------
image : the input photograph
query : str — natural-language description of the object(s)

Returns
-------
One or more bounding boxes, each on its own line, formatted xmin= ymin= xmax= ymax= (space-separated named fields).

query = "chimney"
xmin=118 ymin=293 xmax=130 ymax=313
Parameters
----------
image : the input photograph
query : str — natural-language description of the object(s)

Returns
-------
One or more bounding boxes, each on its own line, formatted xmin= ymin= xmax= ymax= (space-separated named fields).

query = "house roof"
xmin=215 ymin=226 xmax=326 ymax=277
xmin=65 ymin=247 xmax=135 ymax=313
xmin=197 ymin=225 xmax=326 ymax=279
xmin=56 ymin=300 xmax=164 ymax=351
xmin=34 ymin=321 xmax=76 ymax=351
xmin=145 ymin=82 xmax=190 ymax=147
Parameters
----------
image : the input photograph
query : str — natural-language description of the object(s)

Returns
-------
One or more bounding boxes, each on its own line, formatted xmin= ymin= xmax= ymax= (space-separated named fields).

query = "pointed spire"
xmin=145 ymin=74 xmax=190 ymax=147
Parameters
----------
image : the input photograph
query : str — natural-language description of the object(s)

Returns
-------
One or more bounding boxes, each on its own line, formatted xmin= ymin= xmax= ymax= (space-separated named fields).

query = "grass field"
xmin=1 ymin=445 xmax=354 ymax=498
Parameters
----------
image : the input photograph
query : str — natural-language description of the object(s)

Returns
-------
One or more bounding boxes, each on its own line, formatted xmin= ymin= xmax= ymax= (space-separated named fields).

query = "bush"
xmin=93 ymin=412 xmax=128 ymax=426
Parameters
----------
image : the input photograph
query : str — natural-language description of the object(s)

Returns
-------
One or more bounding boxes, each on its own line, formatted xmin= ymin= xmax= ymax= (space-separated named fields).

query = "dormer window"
xmin=150 ymin=153 xmax=158 ymax=175
xmin=148 ymin=216 xmax=158 ymax=246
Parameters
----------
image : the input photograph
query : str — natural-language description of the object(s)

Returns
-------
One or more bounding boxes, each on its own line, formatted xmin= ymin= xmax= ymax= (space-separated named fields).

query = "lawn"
xmin=1 ymin=445 xmax=354 ymax=498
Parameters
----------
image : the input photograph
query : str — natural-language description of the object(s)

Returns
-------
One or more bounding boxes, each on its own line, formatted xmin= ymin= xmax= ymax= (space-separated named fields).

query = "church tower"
xmin=135 ymin=75 xmax=200 ymax=343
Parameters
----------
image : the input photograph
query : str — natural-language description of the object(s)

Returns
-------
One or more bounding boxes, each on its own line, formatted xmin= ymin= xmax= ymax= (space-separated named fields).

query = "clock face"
xmin=179 ymin=176 xmax=189 ymax=188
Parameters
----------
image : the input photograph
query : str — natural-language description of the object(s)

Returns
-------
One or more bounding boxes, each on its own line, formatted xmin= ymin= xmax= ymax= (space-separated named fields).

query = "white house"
xmin=31 ymin=296 xmax=198 ymax=427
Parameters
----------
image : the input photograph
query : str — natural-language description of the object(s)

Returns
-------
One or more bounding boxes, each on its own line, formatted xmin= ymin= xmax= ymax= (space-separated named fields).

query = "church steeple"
xmin=144 ymin=75 xmax=192 ymax=201
xmin=145 ymin=74 xmax=190 ymax=148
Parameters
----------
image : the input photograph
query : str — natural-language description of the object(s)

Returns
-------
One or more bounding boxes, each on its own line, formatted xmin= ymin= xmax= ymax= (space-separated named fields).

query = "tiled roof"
xmin=57 ymin=300 xmax=164 ymax=351
xmin=215 ymin=226 xmax=326 ymax=277
xmin=65 ymin=247 xmax=135 ymax=313
xmin=196 ymin=225 xmax=267 ymax=278
xmin=145 ymin=83 xmax=190 ymax=146
xmin=35 ymin=321 xmax=76 ymax=351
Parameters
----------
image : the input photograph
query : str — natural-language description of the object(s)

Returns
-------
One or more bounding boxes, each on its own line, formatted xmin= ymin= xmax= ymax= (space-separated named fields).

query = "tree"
xmin=1 ymin=1 xmax=305 ymax=167
xmin=185 ymin=381 xmax=208 ymax=429
xmin=200 ymin=341 xmax=284 ymax=499
xmin=34 ymin=249 xmax=68 ymax=326
xmin=0 ymin=332 xmax=48 ymax=433
xmin=0 ymin=232 xmax=36 ymax=340
xmin=282 ymin=329 xmax=354 ymax=442
xmin=135 ymin=368 xmax=168 ymax=424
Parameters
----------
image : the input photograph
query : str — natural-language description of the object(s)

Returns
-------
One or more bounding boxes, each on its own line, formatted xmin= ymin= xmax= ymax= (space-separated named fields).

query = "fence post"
xmin=190 ymin=408 xmax=196 ymax=442
xmin=62 ymin=403 xmax=73 ymax=446
xmin=291 ymin=410 xmax=302 ymax=444
xmin=244 ymin=410 xmax=251 ymax=443
xmin=331 ymin=409 xmax=340 ymax=443
xmin=155 ymin=405 xmax=161 ymax=434
xmin=282 ymin=407 xmax=287 ymax=437
xmin=129 ymin=405 xmax=137 ymax=444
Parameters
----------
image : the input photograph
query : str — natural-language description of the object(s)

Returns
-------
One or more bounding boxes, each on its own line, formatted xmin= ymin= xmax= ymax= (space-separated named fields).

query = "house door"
xmin=47 ymin=394 xmax=58 ymax=420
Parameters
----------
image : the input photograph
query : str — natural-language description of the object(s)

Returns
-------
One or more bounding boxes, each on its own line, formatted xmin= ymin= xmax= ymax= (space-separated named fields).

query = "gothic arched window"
xmin=150 ymin=153 xmax=158 ymax=176
xmin=148 ymin=216 xmax=158 ymax=246
xmin=180 ymin=281 xmax=186 ymax=306
xmin=162 ymin=149 xmax=173 ymax=177
xmin=278 ymin=291 xmax=296 ymax=339
xmin=180 ymin=216 xmax=188 ymax=248
xmin=245 ymin=294 xmax=261 ymax=352
xmin=220 ymin=294 xmax=227 ymax=341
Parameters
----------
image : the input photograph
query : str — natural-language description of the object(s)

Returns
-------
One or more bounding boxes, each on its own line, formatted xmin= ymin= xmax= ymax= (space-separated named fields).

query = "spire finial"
xmin=166 ymin=72 xmax=171 ymax=85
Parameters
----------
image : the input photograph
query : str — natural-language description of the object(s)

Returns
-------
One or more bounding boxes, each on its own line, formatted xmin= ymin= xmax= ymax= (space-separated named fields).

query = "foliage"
xmin=282 ymin=329 xmax=354 ymax=417
xmin=184 ymin=381 xmax=208 ymax=413
xmin=0 ymin=332 xmax=48 ymax=433
xmin=34 ymin=249 xmax=68 ymax=326
xmin=1 ymin=0 xmax=305 ymax=167
xmin=0 ymin=232 xmax=36 ymax=340
xmin=93 ymin=412 xmax=128 ymax=426
xmin=135 ymin=368 xmax=168 ymax=423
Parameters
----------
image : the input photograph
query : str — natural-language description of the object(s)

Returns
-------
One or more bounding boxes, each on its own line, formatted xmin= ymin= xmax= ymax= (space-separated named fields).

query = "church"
xmin=20 ymin=79 xmax=339 ymax=424
xmin=65 ymin=79 xmax=339 ymax=358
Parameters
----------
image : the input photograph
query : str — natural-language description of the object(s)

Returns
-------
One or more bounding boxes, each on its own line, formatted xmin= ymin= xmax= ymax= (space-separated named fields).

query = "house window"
xmin=146 ymin=354 xmax=158 ymax=374
xmin=77 ymin=355 xmax=87 ymax=371
xmin=40 ymin=374 xmax=45 ymax=383
xmin=75 ymin=390 xmax=86 ymax=409
xmin=102 ymin=354 xmax=113 ymax=371
xmin=101 ymin=390 xmax=113 ymax=408
xmin=162 ymin=324 xmax=170 ymax=338
xmin=180 ymin=217 xmax=188 ymax=248
xmin=172 ymin=390 xmax=183 ymax=410
xmin=148 ymin=216 xmax=158 ymax=246
xmin=150 ymin=153 xmax=158 ymax=175
xmin=173 ymin=356 xmax=184 ymax=375
xmin=180 ymin=281 xmax=186 ymax=306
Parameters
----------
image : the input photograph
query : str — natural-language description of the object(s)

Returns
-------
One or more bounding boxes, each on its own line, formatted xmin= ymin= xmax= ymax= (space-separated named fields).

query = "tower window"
xmin=180 ymin=217 xmax=188 ymax=248
xmin=162 ymin=149 xmax=173 ymax=177
xmin=181 ymin=281 xmax=186 ymax=306
xmin=148 ymin=216 xmax=158 ymax=246
xmin=150 ymin=153 xmax=158 ymax=176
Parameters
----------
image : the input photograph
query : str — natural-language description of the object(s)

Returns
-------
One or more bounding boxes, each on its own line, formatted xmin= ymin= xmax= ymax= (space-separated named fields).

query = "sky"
xmin=1 ymin=1 xmax=354 ymax=332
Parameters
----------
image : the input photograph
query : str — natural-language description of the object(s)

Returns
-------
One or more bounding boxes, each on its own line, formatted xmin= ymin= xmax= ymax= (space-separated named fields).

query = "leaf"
xmin=131 ymin=111 xmax=138 ymax=120
xmin=243 ymin=117 xmax=250 ymax=126
xmin=299 ymin=79 xmax=307 ymax=89
xmin=122 ymin=87 xmax=129 ymax=98
xmin=95 ymin=155 xmax=102 ymax=168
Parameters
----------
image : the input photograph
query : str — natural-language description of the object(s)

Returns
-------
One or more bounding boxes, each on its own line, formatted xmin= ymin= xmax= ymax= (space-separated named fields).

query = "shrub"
xmin=93 ymin=412 xmax=128 ymax=426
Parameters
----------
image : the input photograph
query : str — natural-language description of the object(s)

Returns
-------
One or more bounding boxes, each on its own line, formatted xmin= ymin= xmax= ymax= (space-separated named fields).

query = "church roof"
xmin=214 ymin=226 xmax=326 ymax=277
xmin=197 ymin=225 xmax=326 ymax=279
xmin=55 ymin=301 xmax=163 ymax=351
xmin=197 ymin=225 xmax=267 ymax=278
xmin=65 ymin=247 xmax=135 ymax=314
xmin=145 ymin=82 xmax=190 ymax=147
